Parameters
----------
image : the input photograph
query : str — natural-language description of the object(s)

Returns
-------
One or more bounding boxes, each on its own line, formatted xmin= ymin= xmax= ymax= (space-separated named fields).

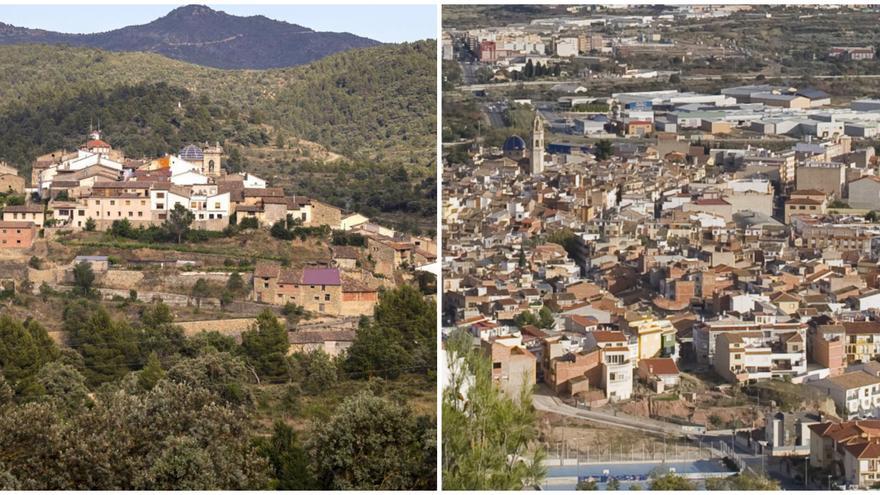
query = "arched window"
xmin=208 ymin=160 xmax=215 ymax=173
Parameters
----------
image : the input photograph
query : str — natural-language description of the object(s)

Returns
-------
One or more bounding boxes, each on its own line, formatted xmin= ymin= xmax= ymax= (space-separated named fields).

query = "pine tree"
xmin=442 ymin=330 xmax=545 ymax=490
xmin=241 ymin=310 xmax=289 ymax=382
xmin=260 ymin=421 xmax=318 ymax=489
xmin=165 ymin=203 xmax=194 ymax=244
xmin=191 ymin=278 xmax=210 ymax=309
xmin=72 ymin=262 xmax=95 ymax=296
xmin=138 ymin=352 xmax=165 ymax=391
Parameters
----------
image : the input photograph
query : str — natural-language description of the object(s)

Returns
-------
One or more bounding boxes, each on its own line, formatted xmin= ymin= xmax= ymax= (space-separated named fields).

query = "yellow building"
xmin=842 ymin=322 xmax=880 ymax=364
xmin=624 ymin=314 xmax=678 ymax=364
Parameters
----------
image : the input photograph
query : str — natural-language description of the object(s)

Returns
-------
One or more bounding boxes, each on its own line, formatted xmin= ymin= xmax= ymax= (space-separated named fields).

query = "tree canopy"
xmin=442 ymin=330 xmax=545 ymax=489
xmin=345 ymin=285 xmax=436 ymax=378
xmin=309 ymin=390 xmax=436 ymax=490
xmin=240 ymin=310 xmax=290 ymax=382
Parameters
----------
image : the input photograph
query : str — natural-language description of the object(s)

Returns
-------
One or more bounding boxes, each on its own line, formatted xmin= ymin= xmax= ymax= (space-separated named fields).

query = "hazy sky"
xmin=0 ymin=4 xmax=437 ymax=42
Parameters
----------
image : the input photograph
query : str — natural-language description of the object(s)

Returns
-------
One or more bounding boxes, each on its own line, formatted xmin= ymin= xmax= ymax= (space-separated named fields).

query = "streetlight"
xmin=827 ymin=474 xmax=833 ymax=491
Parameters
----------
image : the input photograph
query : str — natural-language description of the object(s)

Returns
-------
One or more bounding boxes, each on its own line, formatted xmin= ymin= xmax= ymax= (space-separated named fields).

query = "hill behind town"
xmin=0 ymin=4 xmax=380 ymax=69
xmin=0 ymin=41 xmax=436 ymax=231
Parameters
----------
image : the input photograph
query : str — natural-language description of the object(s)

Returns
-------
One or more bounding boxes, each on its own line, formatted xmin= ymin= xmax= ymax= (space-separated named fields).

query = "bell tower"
xmin=529 ymin=114 xmax=545 ymax=175
xmin=202 ymin=142 xmax=224 ymax=177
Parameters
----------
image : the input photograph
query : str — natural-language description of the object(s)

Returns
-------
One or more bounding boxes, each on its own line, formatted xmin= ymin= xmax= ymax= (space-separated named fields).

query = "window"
xmin=95 ymin=200 xmax=100 ymax=205
xmin=110 ymin=200 xmax=115 ymax=206
xmin=214 ymin=202 xmax=221 ymax=209
xmin=157 ymin=192 xmax=165 ymax=199
xmin=157 ymin=203 xmax=164 ymax=209
xmin=493 ymin=362 xmax=502 ymax=369
xmin=137 ymin=212 xmax=143 ymax=217
xmin=125 ymin=200 xmax=130 ymax=206
xmin=324 ymin=293 xmax=331 ymax=301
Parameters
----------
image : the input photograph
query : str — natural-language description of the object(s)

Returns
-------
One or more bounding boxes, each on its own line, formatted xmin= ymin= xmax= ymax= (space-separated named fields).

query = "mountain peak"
xmin=166 ymin=5 xmax=220 ymax=18
xmin=0 ymin=6 xmax=380 ymax=69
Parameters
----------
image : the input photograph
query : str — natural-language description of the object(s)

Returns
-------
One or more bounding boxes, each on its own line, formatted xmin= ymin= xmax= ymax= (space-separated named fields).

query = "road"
xmin=482 ymin=102 xmax=506 ymax=128
xmin=460 ymin=61 xmax=479 ymax=86
xmin=454 ymin=72 xmax=880 ymax=93
xmin=533 ymin=392 xmax=690 ymax=437
xmin=458 ymin=79 xmax=581 ymax=92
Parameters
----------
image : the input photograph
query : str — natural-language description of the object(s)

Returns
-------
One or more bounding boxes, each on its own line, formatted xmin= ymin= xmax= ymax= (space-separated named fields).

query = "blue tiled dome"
xmin=502 ymin=135 xmax=526 ymax=151
xmin=180 ymin=144 xmax=204 ymax=161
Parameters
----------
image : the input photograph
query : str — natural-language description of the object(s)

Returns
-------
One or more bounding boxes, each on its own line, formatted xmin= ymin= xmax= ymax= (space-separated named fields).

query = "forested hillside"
xmin=0 ymin=41 xmax=435 ymax=166
xmin=0 ymin=83 xmax=233 ymax=171
xmin=0 ymin=41 xmax=436 ymax=229
xmin=0 ymin=5 xmax=380 ymax=70
xmin=0 ymin=285 xmax=437 ymax=489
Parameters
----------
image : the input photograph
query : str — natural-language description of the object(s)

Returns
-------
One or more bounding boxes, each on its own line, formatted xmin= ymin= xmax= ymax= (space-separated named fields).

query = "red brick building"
xmin=0 ymin=221 xmax=35 ymax=249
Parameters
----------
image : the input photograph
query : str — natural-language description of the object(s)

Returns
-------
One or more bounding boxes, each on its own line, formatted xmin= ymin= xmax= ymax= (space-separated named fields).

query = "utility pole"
xmin=804 ymin=457 xmax=809 ymax=488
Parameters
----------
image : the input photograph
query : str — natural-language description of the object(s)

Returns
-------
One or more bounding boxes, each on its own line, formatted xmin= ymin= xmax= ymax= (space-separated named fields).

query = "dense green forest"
xmin=291 ymin=160 xmax=437 ymax=234
xmin=0 ymin=42 xmax=436 ymax=226
xmin=0 ymin=283 xmax=437 ymax=489
xmin=0 ymin=42 xmax=435 ymax=166
xmin=0 ymin=82 xmax=234 ymax=177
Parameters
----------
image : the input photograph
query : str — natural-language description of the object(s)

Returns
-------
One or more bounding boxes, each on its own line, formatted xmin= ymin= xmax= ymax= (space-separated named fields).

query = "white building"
xmin=809 ymin=371 xmax=880 ymax=419
xmin=601 ymin=344 xmax=633 ymax=401
xmin=555 ymin=37 xmax=579 ymax=57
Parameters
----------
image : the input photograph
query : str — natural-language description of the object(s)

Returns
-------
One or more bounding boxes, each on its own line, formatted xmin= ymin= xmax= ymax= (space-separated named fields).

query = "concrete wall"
xmin=310 ymin=201 xmax=342 ymax=229
xmin=340 ymin=291 xmax=378 ymax=316
xmin=99 ymin=269 xmax=145 ymax=288
xmin=47 ymin=283 xmax=220 ymax=308
xmin=176 ymin=318 xmax=260 ymax=337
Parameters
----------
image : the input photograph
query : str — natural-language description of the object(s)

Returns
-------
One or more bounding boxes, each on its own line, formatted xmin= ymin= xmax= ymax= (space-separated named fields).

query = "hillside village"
xmin=443 ymin=5 xmax=880 ymax=490
xmin=0 ymin=130 xmax=436 ymax=351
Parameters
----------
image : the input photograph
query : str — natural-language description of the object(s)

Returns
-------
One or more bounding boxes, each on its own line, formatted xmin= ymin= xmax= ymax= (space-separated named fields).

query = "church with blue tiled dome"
xmin=502 ymin=135 xmax=526 ymax=160
xmin=180 ymin=144 xmax=205 ymax=162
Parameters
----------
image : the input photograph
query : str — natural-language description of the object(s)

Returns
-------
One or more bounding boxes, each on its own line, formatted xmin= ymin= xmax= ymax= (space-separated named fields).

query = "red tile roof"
xmin=640 ymin=358 xmax=680 ymax=375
